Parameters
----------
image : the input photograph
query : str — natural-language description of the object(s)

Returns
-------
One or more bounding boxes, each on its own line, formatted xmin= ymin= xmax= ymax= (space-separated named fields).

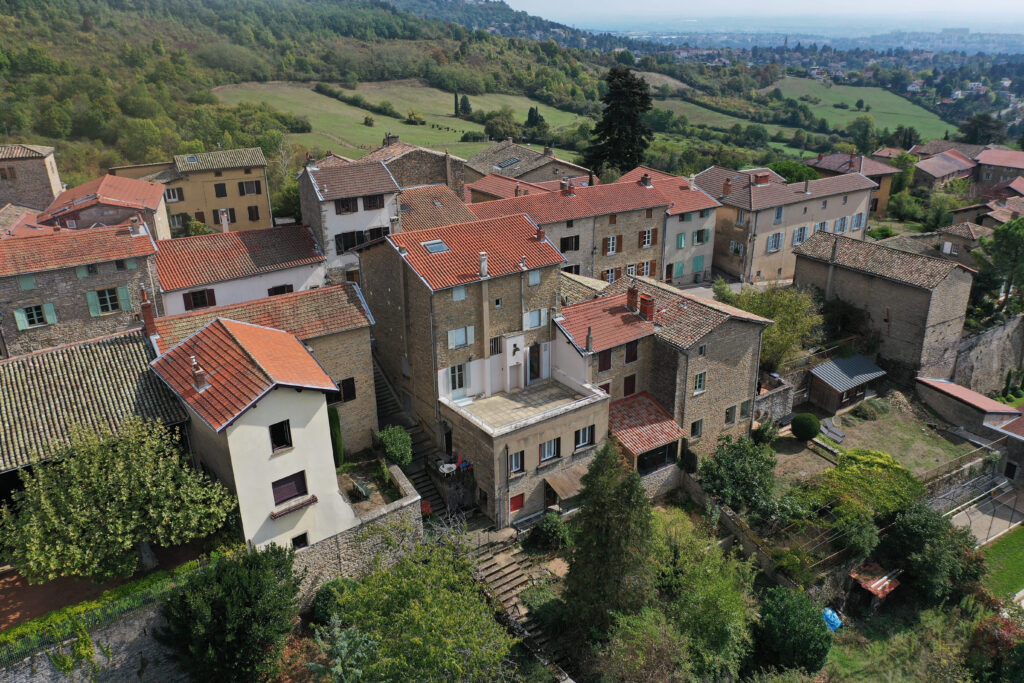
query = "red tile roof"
xmin=151 ymin=318 xmax=336 ymax=432
xmin=939 ymin=222 xmax=991 ymax=241
xmin=609 ymin=392 xmax=686 ymax=457
xmin=37 ymin=175 xmax=165 ymax=223
xmin=916 ymin=151 xmax=976 ymax=180
xmin=976 ymin=148 xmax=1024 ymax=170
xmin=304 ymin=161 xmax=399 ymax=200
xmin=617 ymin=166 xmax=679 ymax=184
xmin=916 ymin=378 xmax=1022 ymax=416
xmin=398 ymin=184 xmax=476 ymax=231
xmin=388 ymin=214 xmax=564 ymax=291
xmin=1007 ymin=177 xmax=1024 ymax=196
xmin=556 ymin=293 xmax=655 ymax=353
xmin=1000 ymin=415 xmax=1024 ymax=439
xmin=614 ymin=167 xmax=719 ymax=214
xmin=155 ymin=225 xmax=323 ymax=292
xmin=872 ymin=147 xmax=904 ymax=159
xmin=804 ymin=153 xmax=899 ymax=177
xmin=152 ymin=284 xmax=373 ymax=352
xmin=531 ymin=175 xmax=596 ymax=191
xmin=468 ymin=181 xmax=670 ymax=224
xmin=0 ymin=223 xmax=156 ymax=277
xmin=465 ymin=174 xmax=552 ymax=201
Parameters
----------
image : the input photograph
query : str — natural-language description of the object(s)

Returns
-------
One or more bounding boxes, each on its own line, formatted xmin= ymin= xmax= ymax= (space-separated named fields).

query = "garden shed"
xmin=809 ymin=354 xmax=886 ymax=414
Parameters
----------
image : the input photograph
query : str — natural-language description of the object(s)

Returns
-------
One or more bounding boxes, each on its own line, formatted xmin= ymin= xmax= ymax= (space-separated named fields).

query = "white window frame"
xmin=509 ymin=450 xmax=524 ymax=474
xmin=852 ymin=213 xmax=864 ymax=230
xmin=447 ymin=326 xmax=474 ymax=349
xmin=640 ymin=261 xmax=651 ymax=277
xmin=773 ymin=206 xmax=784 ymax=224
xmin=693 ymin=371 xmax=707 ymax=394
xmin=164 ymin=187 xmax=183 ymax=203
xmin=835 ymin=217 xmax=848 ymax=234
xmin=641 ymin=229 xmax=652 ymax=248
xmin=452 ymin=285 xmax=466 ymax=301
xmin=527 ymin=270 xmax=541 ymax=286
xmin=574 ymin=425 xmax=595 ymax=449
xmin=793 ymin=226 xmax=808 ymax=245
xmin=540 ymin=438 xmax=559 ymax=462
xmin=691 ymin=419 xmax=703 ymax=439
xmin=626 ymin=264 xmax=637 ymax=276
xmin=608 ymin=234 xmax=618 ymax=254
xmin=736 ymin=209 xmax=746 ymax=226
xmin=525 ymin=309 xmax=545 ymax=330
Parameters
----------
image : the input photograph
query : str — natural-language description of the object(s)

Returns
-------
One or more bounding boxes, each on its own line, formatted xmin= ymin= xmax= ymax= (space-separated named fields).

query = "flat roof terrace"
xmin=446 ymin=378 xmax=606 ymax=437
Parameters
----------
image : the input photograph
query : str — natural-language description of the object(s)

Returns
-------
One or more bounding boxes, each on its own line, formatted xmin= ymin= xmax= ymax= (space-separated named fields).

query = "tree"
xmin=855 ymin=98 xmax=865 ymax=110
xmin=615 ymin=49 xmax=636 ymax=66
xmin=768 ymin=160 xmax=820 ymax=183
xmin=158 ymin=545 xmax=300 ymax=682
xmin=307 ymin=616 xmax=376 ymax=682
xmin=483 ymin=106 xmax=520 ymax=140
xmin=889 ymin=125 xmax=922 ymax=150
xmin=583 ymin=66 xmax=653 ymax=174
xmin=890 ymin=152 xmax=918 ymax=193
xmin=790 ymin=413 xmax=820 ymax=441
xmin=978 ymin=217 xmax=1024 ymax=308
xmin=960 ymin=113 xmax=1007 ymax=144
xmin=846 ymin=114 xmax=876 ymax=154
xmin=0 ymin=418 xmax=235 ymax=582
xmin=887 ymin=190 xmax=924 ymax=222
xmin=565 ymin=440 xmax=655 ymax=637
xmin=698 ymin=436 xmax=777 ymax=517
xmin=459 ymin=94 xmax=471 ymax=116
xmin=598 ymin=609 xmax=690 ymax=682
xmin=273 ymin=180 xmax=302 ymax=221
xmin=755 ymin=587 xmax=832 ymax=674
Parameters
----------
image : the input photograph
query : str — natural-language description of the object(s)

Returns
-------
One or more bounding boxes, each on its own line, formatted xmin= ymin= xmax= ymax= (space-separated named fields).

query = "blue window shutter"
xmin=674 ymin=261 xmax=685 ymax=277
xmin=125 ymin=258 xmax=137 ymax=270
xmin=116 ymin=286 xmax=130 ymax=312
xmin=42 ymin=303 xmax=57 ymax=324
xmin=76 ymin=265 xmax=89 ymax=279
xmin=86 ymin=291 xmax=101 ymax=317
xmin=693 ymin=255 xmax=705 ymax=273
xmin=683 ymin=212 xmax=693 ymax=222
xmin=13 ymin=308 xmax=28 ymax=330
xmin=17 ymin=275 xmax=35 ymax=291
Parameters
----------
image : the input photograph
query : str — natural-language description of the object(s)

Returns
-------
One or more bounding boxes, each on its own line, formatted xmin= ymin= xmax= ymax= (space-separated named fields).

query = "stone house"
xmin=974 ymin=149 xmax=1024 ymax=195
xmin=803 ymin=153 xmax=899 ymax=217
xmin=36 ymin=174 xmax=171 ymax=239
xmin=151 ymin=318 xmax=360 ymax=550
xmin=950 ymin=196 xmax=1024 ymax=228
xmin=913 ymin=150 xmax=976 ymax=191
xmin=0 ymin=220 xmax=159 ymax=358
xmin=464 ymin=140 xmax=591 ymax=184
xmin=937 ymin=222 xmax=993 ymax=259
xmin=794 ymin=232 xmax=973 ymax=379
xmin=359 ymin=135 xmax=466 ymax=198
xmin=297 ymin=160 xmax=401 ymax=282
xmin=694 ymin=166 xmax=875 ymax=282
xmin=149 ymin=284 xmax=378 ymax=454
xmin=154 ymin=225 xmax=326 ymax=316
xmin=109 ymin=148 xmax=273 ymax=234
xmin=0 ymin=144 xmax=63 ymax=211
xmin=359 ymin=214 xmax=609 ymax=526
xmin=467 ymin=176 xmax=671 ymax=281
xmin=397 ymin=184 xmax=476 ymax=231
xmin=616 ymin=167 xmax=720 ymax=287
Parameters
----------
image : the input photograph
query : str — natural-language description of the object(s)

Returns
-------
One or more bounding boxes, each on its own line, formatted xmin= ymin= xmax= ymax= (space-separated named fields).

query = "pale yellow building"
xmin=110 ymin=148 xmax=273 ymax=234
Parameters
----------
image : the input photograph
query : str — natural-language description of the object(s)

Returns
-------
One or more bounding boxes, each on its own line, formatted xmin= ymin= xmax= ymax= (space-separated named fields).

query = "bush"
xmin=328 ymin=406 xmax=344 ymax=468
xmin=526 ymin=513 xmax=573 ymax=551
xmin=790 ymin=413 xmax=820 ymax=441
xmin=460 ymin=130 xmax=487 ymax=142
xmin=1014 ymin=387 xmax=1024 ymax=398
xmin=312 ymin=576 xmax=357 ymax=625
xmin=752 ymin=420 xmax=780 ymax=446
xmin=363 ymin=115 xmax=374 ymax=127
xmin=866 ymin=225 xmax=896 ymax=240
xmin=850 ymin=402 xmax=879 ymax=421
xmin=755 ymin=587 xmax=832 ymax=674
xmin=376 ymin=425 xmax=412 ymax=467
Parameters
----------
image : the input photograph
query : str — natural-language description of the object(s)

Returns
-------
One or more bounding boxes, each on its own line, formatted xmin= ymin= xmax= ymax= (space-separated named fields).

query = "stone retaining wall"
xmin=640 ymin=464 xmax=682 ymax=499
xmin=954 ymin=315 xmax=1024 ymax=394
xmin=755 ymin=380 xmax=794 ymax=423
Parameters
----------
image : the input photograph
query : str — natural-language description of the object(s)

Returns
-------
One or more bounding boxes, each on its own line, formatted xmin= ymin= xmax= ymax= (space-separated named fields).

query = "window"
xmin=447 ymin=326 xmax=474 ymax=348
xmin=214 ymin=183 xmax=227 ymax=198
xmin=20 ymin=305 xmax=46 ymax=328
xmin=195 ymin=211 xmax=206 ymax=224
xmin=640 ymin=229 xmax=653 ymax=248
xmin=698 ymin=344 xmax=706 ymax=356
xmin=528 ymin=270 xmax=541 ymax=286
xmin=215 ymin=208 xmax=236 ymax=224
xmin=115 ymin=258 xmax=137 ymax=271
xmin=560 ymin=235 xmax=579 ymax=252
xmin=566 ymin=219 xmax=574 ymax=228
xmin=268 ymin=284 xmax=293 ymax=296
xmin=367 ymin=226 xmax=389 ymax=242
xmin=338 ymin=377 xmax=356 ymax=402
xmin=690 ymin=419 xmax=703 ymax=439
xmin=725 ymin=405 xmax=736 ymax=424
xmin=562 ymin=264 xmax=580 ymax=275
xmin=540 ymin=437 xmax=561 ymax=463
xmin=96 ymin=287 xmax=121 ymax=314
xmin=494 ymin=298 xmax=502 ymax=308
xmin=239 ymin=180 xmax=261 ymax=196
xmin=271 ymin=471 xmax=307 ymax=505
xmin=774 ymin=206 xmax=784 ymax=223
xmin=269 ymin=420 xmax=293 ymax=452
xmin=525 ymin=309 xmax=544 ymax=329
xmin=693 ymin=229 xmax=706 ymax=245
xmin=676 ymin=233 xmax=686 ymax=249
xmin=607 ymin=234 xmax=618 ymax=254
xmin=292 ymin=533 xmax=309 ymax=549
xmin=452 ymin=285 xmax=466 ymax=301
xmin=362 ymin=194 xmax=385 ymax=210
xmin=598 ymin=349 xmax=612 ymax=372
xmin=645 ymin=208 xmax=654 ymax=218
xmin=603 ymin=269 xmax=616 ymax=283
xmin=335 ymin=197 xmax=358 ymax=214
xmin=699 ymin=209 xmax=710 ymax=218
xmin=248 ymin=205 xmax=260 ymax=222
xmin=17 ymin=274 xmax=35 ymax=291
xmin=729 ymin=240 xmax=744 ymax=256
xmin=842 ymin=195 xmax=848 ymax=205
xmin=183 ymin=289 xmax=215 ymax=310
xmin=821 ymin=200 xmax=828 ymax=209
xmin=574 ymin=425 xmax=595 ymax=449
xmin=336 ymin=231 xmax=366 ymax=253
xmin=736 ymin=209 xmax=746 ymax=226
xmin=692 ymin=254 xmax=704 ymax=274
xmin=766 ymin=232 xmax=784 ymax=252
xmin=740 ymin=399 xmax=751 ymax=418
xmin=0 ymin=166 xmax=16 ymax=180
xmin=814 ymin=221 xmax=827 ymax=233
xmin=681 ymin=212 xmax=693 ymax=222
xmin=608 ymin=213 xmax=617 ymax=225
xmin=834 ymin=216 xmax=848 ymax=233
xmin=76 ymin=263 xmax=98 ymax=278
xmin=510 ymin=450 xmax=524 ymax=474
xmin=170 ymin=213 xmax=187 ymax=231
xmin=626 ymin=263 xmax=637 ymax=276
xmin=693 ymin=371 xmax=706 ymax=394
xmin=510 ymin=493 xmax=524 ymax=512
xmin=623 ymin=374 xmax=636 ymax=396
xmin=422 ymin=239 xmax=449 ymax=254
xmin=164 ymin=187 xmax=183 ymax=203
xmin=639 ymin=261 xmax=651 ymax=277
xmin=793 ymin=226 xmax=808 ymax=245
xmin=489 ymin=336 xmax=503 ymax=355
xmin=625 ymin=340 xmax=639 ymax=363
xmin=852 ymin=213 xmax=864 ymax=230
xmin=449 ymin=364 xmax=466 ymax=392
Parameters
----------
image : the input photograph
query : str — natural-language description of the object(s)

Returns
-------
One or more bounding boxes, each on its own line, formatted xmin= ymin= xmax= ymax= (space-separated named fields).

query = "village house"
xmin=0 ymin=144 xmax=63 ymax=211
xmin=0 ymin=203 xmax=40 ymax=236
xmin=297 ymin=160 xmax=401 ymax=282
xmin=913 ymin=150 xmax=976 ymax=190
xmin=558 ymin=270 xmax=608 ymax=306
xmin=151 ymin=318 xmax=359 ymax=550
xmin=0 ymin=220 xmax=158 ymax=358
xmin=397 ymin=184 xmax=476 ymax=231
xmin=148 ymin=284 xmax=377 ymax=453
xmin=109 ymin=148 xmax=273 ymax=233
xmin=878 ymin=221 xmax=992 ymax=268
xmin=803 ymin=153 xmax=899 ymax=216
xmin=793 ymin=232 xmax=973 ymax=379
xmin=871 ymin=147 xmax=904 ymax=163
xmin=359 ymin=214 xmax=609 ymax=526
xmin=154 ymin=225 xmax=325 ymax=316
xmin=693 ymin=166 xmax=875 ymax=282
xmin=464 ymin=140 xmax=591 ymax=184
xmin=359 ymin=134 xmax=466 ymax=197
xmin=973 ymin=149 xmax=1024 ymax=194
xmin=467 ymin=175 xmax=671 ymax=281
xmin=950 ymin=196 xmax=1024 ymax=227
xmin=36 ymin=175 xmax=171 ymax=239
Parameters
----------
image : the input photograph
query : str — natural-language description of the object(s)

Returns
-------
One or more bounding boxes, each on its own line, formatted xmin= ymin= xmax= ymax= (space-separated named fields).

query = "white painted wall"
xmin=552 ymin=323 xmax=589 ymax=385
xmin=223 ymin=387 xmax=358 ymax=548
xmin=438 ymin=357 xmax=486 ymax=401
xmin=322 ymin=192 xmax=399 ymax=271
xmin=161 ymin=263 xmax=326 ymax=315
xmin=663 ymin=208 xmax=717 ymax=287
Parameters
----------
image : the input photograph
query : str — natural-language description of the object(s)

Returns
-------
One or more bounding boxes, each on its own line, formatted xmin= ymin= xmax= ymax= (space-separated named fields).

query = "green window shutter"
xmin=13 ymin=308 xmax=28 ymax=330
xmin=76 ymin=265 xmax=89 ymax=279
xmin=86 ymin=291 xmax=101 ymax=317
xmin=125 ymin=258 xmax=137 ymax=270
xmin=683 ymin=212 xmax=693 ymax=222
xmin=673 ymin=261 xmax=685 ymax=277
xmin=693 ymin=255 xmax=705 ymax=273
xmin=43 ymin=303 xmax=57 ymax=324
xmin=676 ymin=233 xmax=685 ymax=249
xmin=17 ymin=275 xmax=35 ymax=291
xmin=116 ymin=286 xmax=130 ymax=312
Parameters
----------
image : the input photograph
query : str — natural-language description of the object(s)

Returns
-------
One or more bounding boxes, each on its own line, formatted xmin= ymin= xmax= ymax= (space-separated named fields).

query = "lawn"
xmin=770 ymin=77 xmax=953 ymax=141
xmin=773 ymin=435 xmax=834 ymax=492
xmin=983 ymin=524 xmax=1024 ymax=598
xmin=655 ymin=98 xmax=802 ymax=139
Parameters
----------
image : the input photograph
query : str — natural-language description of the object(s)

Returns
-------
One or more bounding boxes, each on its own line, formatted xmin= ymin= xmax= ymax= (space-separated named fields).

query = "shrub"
xmin=1014 ymin=387 xmax=1024 ymax=398
xmin=790 ymin=413 xmax=820 ymax=441
xmin=699 ymin=436 xmax=777 ymax=517
xmin=376 ymin=425 xmax=412 ymax=467
xmin=866 ymin=225 xmax=896 ymax=240
xmin=460 ymin=130 xmax=487 ymax=142
xmin=328 ymin=406 xmax=344 ymax=468
xmin=752 ymin=420 xmax=780 ymax=446
xmin=850 ymin=402 xmax=879 ymax=421
xmin=312 ymin=576 xmax=358 ymax=625
xmin=526 ymin=513 xmax=573 ymax=551
xmin=598 ymin=608 xmax=690 ymax=682
xmin=363 ymin=115 xmax=374 ymax=127
xmin=755 ymin=587 xmax=832 ymax=674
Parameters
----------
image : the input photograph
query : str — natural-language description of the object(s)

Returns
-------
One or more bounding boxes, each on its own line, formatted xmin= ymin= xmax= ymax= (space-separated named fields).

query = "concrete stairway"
xmin=373 ymin=361 xmax=402 ymax=425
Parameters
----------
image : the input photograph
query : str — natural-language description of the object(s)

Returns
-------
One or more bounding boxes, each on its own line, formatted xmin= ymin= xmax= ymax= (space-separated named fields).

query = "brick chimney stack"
xmin=543 ymin=146 xmax=554 ymax=157
xmin=638 ymin=294 xmax=655 ymax=321
xmin=640 ymin=172 xmax=652 ymax=187
xmin=191 ymin=355 xmax=209 ymax=392
xmin=536 ymin=226 xmax=545 ymax=241
xmin=722 ymin=178 xmax=732 ymax=196
xmin=140 ymin=286 xmax=155 ymax=336
xmin=626 ymin=285 xmax=639 ymax=311
xmin=514 ymin=182 xmax=521 ymax=197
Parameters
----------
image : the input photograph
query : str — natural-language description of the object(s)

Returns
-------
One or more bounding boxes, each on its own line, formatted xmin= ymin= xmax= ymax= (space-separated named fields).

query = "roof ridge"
xmin=0 ymin=328 xmax=144 ymax=365
xmin=827 ymin=233 xmax=961 ymax=270
xmin=153 ymin=283 xmax=354 ymax=322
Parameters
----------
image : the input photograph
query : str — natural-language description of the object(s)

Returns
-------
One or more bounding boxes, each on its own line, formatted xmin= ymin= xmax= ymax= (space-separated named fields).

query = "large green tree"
xmin=582 ymin=66 xmax=653 ymax=174
xmin=846 ymin=114 xmax=876 ymax=154
xmin=959 ymin=113 xmax=1007 ymax=144
xmin=598 ymin=608 xmax=690 ymax=682
xmin=978 ymin=217 xmax=1024 ymax=308
xmin=768 ymin=160 xmax=819 ymax=183
xmin=0 ymin=418 xmax=235 ymax=582
xmin=754 ymin=587 xmax=832 ymax=674
xmin=698 ymin=436 xmax=777 ymax=517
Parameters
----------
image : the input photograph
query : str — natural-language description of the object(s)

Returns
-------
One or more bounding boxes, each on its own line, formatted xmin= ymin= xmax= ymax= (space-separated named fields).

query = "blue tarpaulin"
xmin=823 ymin=607 xmax=842 ymax=632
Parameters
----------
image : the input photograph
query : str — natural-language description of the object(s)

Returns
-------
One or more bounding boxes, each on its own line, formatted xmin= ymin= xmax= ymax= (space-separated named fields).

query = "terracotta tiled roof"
xmin=617 ymin=166 xmax=679 ymax=184
xmin=976 ymin=149 xmax=1024 ymax=170
xmin=388 ymin=214 xmax=564 ymax=291
xmin=359 ymin=141 xmax=461 ymax=165
xmin=0 ymin=144 xmax=53 ymax=160
xmin=1007 ymin=177 xmax=1024 ymax=196
xmin=155 ymin=225 xmax=323 ymax=292
xmin=304 ymin=161 xmax=399 ymax=201
xmin=556 ymin=293 xmax=656 ymax=353
xmin=152 ymin=284 xmax=372 ymax=352
xmin=609 ymin=392 xmax=686 ymax=457
xmin=916 ymin=378 xmax=1022 ymax=416
xmin=614 ymin=168 xmax=718 ymax=214
xmin=465 ymin=174 xmax=552 ymax=201
xmin=0 ymin=223 xmax=156 ymax=277
xmin=693 ymin=166 xmax=876 ymax=211
xmin=468 ymin=181 xmax=670 ymax=224
xmin=909 ymin=140 xmax=994 ymax=159
xmin=465 ymin=140 xmax=589 ymax=178
xmin=531 ymin=175 xmax=596 ymax=191
xmin=559 ymin=271 xmax=607 ymax=305
xmin=872 ymin=147 xmax=904 ymax=159
xmin=999 ymin=415 xmax=1024 ymax=439
xmin=0 ymin=330 xmax=186 ymax=472
xmin=804 ymin=153 xmax=899 ymax=177
xmin=0 ymin=203 xmax=37 ymax=232
xmin=315 ymin=152 xmax=356 ymax=167
xmin=915 ymin=151 xmax=976 ymax=179
xmin=37 ymin=175 xmax=165 ymax=223
xmin=939 ymin=222 xmax=991 ymax=241
xmin=173 ymin=148 xmax=267 ymax=173
xmin=399 ymin=184 xmax=476 ymax=231
xmin=151 ymin=319 xmax=336 ymax=432
xmin=983 ymin=196 xmax=1024 ymax=224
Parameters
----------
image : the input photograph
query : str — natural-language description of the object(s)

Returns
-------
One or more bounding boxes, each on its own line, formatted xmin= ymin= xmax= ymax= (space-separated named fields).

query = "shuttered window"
xmin=509 ymin=493 xmax=524 ymax=512
xmin=183 ymin=289 xmax=216 ymax=310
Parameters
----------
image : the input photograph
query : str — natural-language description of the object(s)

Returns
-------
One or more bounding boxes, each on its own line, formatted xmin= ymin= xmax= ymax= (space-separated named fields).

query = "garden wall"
xmin=755 ymin=380 xmax=794 ymax=423
xmin=640 ymin=464 xmax=681 ymax=499
xmin=953 ymin=315 xmax=1024 ymax=394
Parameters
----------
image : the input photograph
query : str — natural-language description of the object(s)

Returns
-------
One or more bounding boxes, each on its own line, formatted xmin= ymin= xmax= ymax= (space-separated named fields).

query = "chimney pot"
xmin=129 ymin=215 xmax=140 ymax=236
xmin=804 ymin=179 xmax=811 ymax=194
xmin=190 ymin=355 xmax=209 ymax=391
xmin=626 ymin=286 xmax=639 ymax=311
xmin=585 ymin=326 xmax=593 ymax=352
xmin=140 ymin=286 xmax=155 ymax=337
xmin=514 ymin=182 xmax=521 ymax=197
xmin=520 ymin=255 xmax=527 ymax=270
xmin=536 ymin=226 xmax=545 ymax=241
xmin=639 ymin=294 xmax=655 ymax=322
xmin=640 ymin=172 xmax=652 ymax=187
xmin=479 ymin=251 xmax=489 ymax=277
xmin=543 ymin=146 xmax=553 ymax=157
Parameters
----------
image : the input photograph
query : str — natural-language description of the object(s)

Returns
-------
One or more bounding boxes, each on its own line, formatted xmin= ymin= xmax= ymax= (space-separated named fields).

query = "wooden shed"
xmin=809 ymin=354 xmax=886 ymax=414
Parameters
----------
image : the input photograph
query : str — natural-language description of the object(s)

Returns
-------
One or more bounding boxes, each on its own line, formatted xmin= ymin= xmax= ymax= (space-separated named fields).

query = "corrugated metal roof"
xmin=810 ymin=354 xmax=886 ymax=393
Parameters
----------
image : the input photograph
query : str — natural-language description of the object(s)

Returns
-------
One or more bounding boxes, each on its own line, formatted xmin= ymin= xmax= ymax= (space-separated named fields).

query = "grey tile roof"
xmin=810 ymin=354 xmax=886 ymax=393
xmin=0 ymin=144 xmax=53 ymax=160
xmin=693 ymin=166 xmax=876 ymax=211
xmin=804 ymin=153 xmax=899 ymax=177
xmin=559 ymin=271 xmax=608 ymax=305
xmin=465 ymin=140 xmax=588 ymax=178
xmin=173 ymin=147 xmax=267 ymax=173
xmin=0 ymin=330 xmax=187 ymax=472
xmin=305 ymin=161 xmax=399 ymax=201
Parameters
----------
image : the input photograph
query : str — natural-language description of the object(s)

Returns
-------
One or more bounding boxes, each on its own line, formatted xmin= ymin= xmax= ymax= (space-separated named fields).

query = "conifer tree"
xmin=583 ymin=66 xmax=653 ymax=173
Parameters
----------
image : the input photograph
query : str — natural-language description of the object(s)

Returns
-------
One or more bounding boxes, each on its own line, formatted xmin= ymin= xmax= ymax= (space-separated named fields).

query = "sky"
xmin=505 ymin=0 xmax=1024 ymax=35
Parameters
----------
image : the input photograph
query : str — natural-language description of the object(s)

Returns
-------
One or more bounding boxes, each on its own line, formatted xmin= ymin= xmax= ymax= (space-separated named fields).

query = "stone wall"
xmin=309 ymin=327 xmax=378 ymax=454
xmin=0 ymin=154 xmax=62 ymax=211
xmin=640 ymin=463 xmax=681 ymax=499
xmin=915 ymin=381 xmax=989 ymax=433
xmin=385 ymin=150 xmax=465 ymax=198
xmin=755 ymin=378 xmax=794 ymax=423
xmin=953 ymin=315 xmax=1024 ymax=394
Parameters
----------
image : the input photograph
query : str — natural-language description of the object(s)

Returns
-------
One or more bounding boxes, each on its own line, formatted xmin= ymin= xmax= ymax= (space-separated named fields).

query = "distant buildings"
xmin=464 ymin=140 xmax=591 ymax=184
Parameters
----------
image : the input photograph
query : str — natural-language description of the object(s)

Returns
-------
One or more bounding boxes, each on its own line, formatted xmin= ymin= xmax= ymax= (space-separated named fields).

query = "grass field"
xmin=770 ymin=77 xmax=953 ymax=140
xmin=655 ymin=98 xmax=802 ymax=139
xmin=983 ymin=525 xmax=1024 ymax=598
xmin=834 ymin=407 xmax=974 ymax=476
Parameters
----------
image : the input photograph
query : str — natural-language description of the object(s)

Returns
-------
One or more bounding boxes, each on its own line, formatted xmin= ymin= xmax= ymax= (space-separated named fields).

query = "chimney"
xmin=479 ymin=251 xmax=489 ymax=277
xmin=753 ymin=172 xmax=770 ymax=186
xmin=640 ymin=172 xmax=652 ymax=187
xmin=536 ymin=226 xmax=545 ymax=241
xmin=543 ymin=146 xmax=554 ymax=157
xmin=382 ymin=133 xmax=399 ymax=147
xmin=514 ymin=182 xmax=521 ymax=197
xmin=817 ymin=153 xmax=823 ymax=161
xmin=638 ymin=294 xmax=655 ymax=321
xmin=626 ymin=285 xmax=639 ymax=311
xmin=520 ymin=255 xmax=527 ymax=270
xmin=129 ymin=215 xmax=140 ymax=236
xmin=140 ymin=286 xmax=155 ymax=336
xmin=560 ymin=178 xmax=569 ymax=193
xmin=398 ymin=246 xmax=408 ymax=256
xmin=585 ymin=326 xmax=593 ymax=352
xmin=722 ymin=178 xmax=732 ymax=197
xmin=190 ymin=355 xmax=209 ymax=392
xmin=804 ymin=179 xmax=811 ymax=194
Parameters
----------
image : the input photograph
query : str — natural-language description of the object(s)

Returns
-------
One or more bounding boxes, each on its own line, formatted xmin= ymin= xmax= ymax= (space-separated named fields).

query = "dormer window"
xmin=423 ymin=239 xmax=449 ymax=254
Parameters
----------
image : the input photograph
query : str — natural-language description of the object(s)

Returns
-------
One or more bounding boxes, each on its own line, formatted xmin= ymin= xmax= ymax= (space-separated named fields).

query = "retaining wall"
xmin=953 ymin=315 xmax=1024 ymax=394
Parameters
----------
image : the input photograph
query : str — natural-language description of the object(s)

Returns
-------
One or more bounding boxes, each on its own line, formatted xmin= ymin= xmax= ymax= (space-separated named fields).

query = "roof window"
xmin=422 ymin=239 xmax=449 ymax=254
xmin=186 ymin=155 xmax=198 ymax=163
xmin=496 ymin=157 xmax=521 ymax=169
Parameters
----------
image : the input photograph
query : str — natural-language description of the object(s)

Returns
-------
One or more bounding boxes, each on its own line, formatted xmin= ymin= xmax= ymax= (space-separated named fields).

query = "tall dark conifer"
xmin=583 ymin=66 xmax=653 ymax=173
